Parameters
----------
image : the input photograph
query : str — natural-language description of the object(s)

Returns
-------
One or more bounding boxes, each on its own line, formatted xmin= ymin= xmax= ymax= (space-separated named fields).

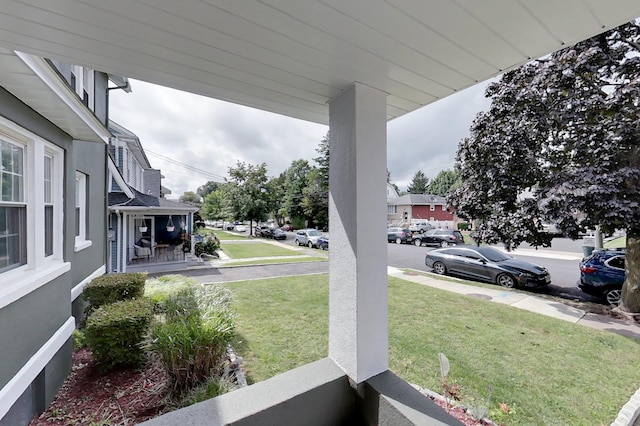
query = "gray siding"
xmin=144 ymin=169 xmax=162 ymax=197
xmin=0 ymin=65 xmax=108 ymax=424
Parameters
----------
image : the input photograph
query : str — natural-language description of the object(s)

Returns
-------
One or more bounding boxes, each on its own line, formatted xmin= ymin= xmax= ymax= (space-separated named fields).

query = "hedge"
xmin=84 ymin=272 xmax=147 ymax=316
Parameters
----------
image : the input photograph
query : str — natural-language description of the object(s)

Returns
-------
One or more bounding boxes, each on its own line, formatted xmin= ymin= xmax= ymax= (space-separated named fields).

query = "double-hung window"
xmin=75 ymin=172 xmax=91 ymax=251
xmin=0 ymin=138 xmax=26 ymax=272
xmin=44 ymin=155 xmax=53 ymax=257
xmin=0 ymin=118 xmax=67 ymax=308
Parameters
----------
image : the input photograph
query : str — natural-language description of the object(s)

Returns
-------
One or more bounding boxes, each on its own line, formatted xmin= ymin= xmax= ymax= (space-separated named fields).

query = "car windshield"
xmin=307 ymin=230 xmax=322 ymax=236
xmin=474 ymin=246 xmax=512 ymax=262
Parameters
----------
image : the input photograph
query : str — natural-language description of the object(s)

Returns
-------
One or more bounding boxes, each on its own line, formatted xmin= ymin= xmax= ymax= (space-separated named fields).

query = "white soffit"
xmin=0 ymin=0 xmax=639 ymax=125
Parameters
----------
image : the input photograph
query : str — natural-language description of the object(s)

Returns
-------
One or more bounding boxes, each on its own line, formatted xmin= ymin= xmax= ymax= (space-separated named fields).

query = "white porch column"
xmin=328 ymin=83 xmax=388 ymax=383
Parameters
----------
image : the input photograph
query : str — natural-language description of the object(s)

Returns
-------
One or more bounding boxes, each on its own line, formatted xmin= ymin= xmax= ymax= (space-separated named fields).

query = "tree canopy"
xmin=427 ymin=169 xmax=461 ymax=196
xmin=449 ymin=21 xmax=640 ymax=311
xmin=179 ymin=191 xmax=202 ymax=208
xmin=406 ymin=170 xmax=429 ymax=194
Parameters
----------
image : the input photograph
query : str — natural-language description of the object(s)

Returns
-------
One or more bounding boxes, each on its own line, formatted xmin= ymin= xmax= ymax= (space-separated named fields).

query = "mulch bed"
xmin=30 ymin=348 xmax=170 ymax=425
xmin=30 ymin=348 xmax=490 ymax=425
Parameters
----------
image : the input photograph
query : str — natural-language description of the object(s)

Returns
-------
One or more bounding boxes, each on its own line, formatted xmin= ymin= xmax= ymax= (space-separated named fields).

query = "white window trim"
xmin=74 ymin=171 xmax=92 ymax=252
xmin=430 ymin=204 xmax=436 ymax=211
xmin=0 ymin=117 xmax=68 ymax=306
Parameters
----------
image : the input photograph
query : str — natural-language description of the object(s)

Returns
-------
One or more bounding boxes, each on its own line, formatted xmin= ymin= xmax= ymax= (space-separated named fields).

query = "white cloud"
xmin=109 ymin=79 xmax=491 ymax=196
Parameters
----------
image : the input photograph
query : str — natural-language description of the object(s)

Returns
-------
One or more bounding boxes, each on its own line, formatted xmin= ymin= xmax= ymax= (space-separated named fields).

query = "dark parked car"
xmin=413 ymin=229 xmax=464 ymax=247
xmin=268 ymin=228 xmax=287 ymax=240
xmin=317 ymin=235 xmax=329 ymax=250
xmin=425 ymin=245 xmax=551 ymax=288
xmin=387 ymin=227 xmax=413 ymax=244
xmin=578 ymin=249 xmax=625 ymax=305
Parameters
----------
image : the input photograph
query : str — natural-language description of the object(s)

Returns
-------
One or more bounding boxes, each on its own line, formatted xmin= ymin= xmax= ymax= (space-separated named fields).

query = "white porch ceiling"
xmin=1 ymin=1 xmax=640 ymax=126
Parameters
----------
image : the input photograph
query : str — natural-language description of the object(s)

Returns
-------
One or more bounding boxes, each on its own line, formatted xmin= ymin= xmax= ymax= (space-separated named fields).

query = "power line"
xmin=145 ymin=149 xmax=227 ymax=182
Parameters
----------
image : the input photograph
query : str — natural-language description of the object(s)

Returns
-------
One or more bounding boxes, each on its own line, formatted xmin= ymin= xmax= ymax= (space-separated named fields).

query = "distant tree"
xmin=196 ymin=181 xmax=220 ymax=200
xmin=449 ymin=22 xmax=640 ymax=312
xmin=201 ymin=188 xmax=226 ymax=222
xmin=179 ymin=191 xmax=202 ymax=207
xmin=302 ymin=132 xmax=329 ymax=229
xmin=406 ymin=170 xmax=429 ymax=194
xmin=266 ymin=173 xmax=287 ymax=225
xmin=224 ymin=161 xmax=271 ymax=235
xmin=280 ymin=159 xmax=312 ymax=223
xmin=427 ymin=170 xmax=461 ymax=196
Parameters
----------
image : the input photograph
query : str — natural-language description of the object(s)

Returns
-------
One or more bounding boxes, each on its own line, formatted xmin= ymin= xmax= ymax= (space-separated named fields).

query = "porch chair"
xmin=171 ymin=243 xmax=184 ymax=261
xmin=134 ymin=244 xmax=151 ymax=261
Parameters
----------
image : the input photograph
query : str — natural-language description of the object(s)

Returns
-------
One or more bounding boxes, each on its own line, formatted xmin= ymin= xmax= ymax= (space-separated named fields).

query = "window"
xmin=0 ymin=139 xmax=26 ymax=272
xmin=0 ymin=119 xmax=67 ymax=307
xmin=44 ymin=155 xmax=53 ymax=256
xmin=75 ymin=172 xmax=91 ymax=251
xmin=387 ymin=205 xmax=397 ymax=214
xmin=71 ymin=65 xmax=94 ymax=110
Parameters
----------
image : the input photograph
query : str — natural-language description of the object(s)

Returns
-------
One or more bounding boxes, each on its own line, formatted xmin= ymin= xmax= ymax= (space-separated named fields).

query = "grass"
xmin=221 ymin=242 xmax=303 ymax=259
xmin=604 ymin=236 xmax=626 ymax=249
xmin=213 ymin=231 xmax=249 ymax=241
xmin=226 ymin=274 xmax=640 ymax=425
xmin=224 ymin=257 xmax=327 ymax=267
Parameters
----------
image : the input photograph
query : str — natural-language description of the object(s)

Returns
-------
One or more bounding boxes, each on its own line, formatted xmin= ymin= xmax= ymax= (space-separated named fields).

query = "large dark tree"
xmin=406 ymin=170 xmax=429 ymax=194
xmin=449 ymin=22 xmax=640 ymax=312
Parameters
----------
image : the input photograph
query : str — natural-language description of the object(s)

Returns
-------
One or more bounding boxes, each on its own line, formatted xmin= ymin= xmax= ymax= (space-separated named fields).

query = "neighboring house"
xmin=0 ymin=52 xmax=117 ymax=425
xmin=388 ymin=194 xmax=457 ymax=228
xmin=107 ymin=121 xmax=198 ymax=274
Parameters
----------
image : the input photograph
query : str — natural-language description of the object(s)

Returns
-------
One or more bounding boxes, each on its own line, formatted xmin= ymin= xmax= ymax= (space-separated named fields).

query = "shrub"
xmin=84 ymin=273 xmax=147 ymax=316
xmin=150 ymin=280 xmax=235 ymax=393
xmin=194 ymin=237 xmax=219 ymax=257
xmin=457 ymin=222 xmax=470 ymax=231
xmin=85 ymin=298 xmax=154 ymax=372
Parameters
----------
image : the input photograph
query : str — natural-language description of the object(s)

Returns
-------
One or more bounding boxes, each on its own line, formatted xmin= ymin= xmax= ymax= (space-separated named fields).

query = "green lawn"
xmin=221 ymin=241 xmax=303 ymax=259
xmin=226 ymin=274 xmax=640 ymax=425
xmin=604 ymin=236 xmax=626 ymax=248
xmin=213 ymin=231 xmax=249 ymax=241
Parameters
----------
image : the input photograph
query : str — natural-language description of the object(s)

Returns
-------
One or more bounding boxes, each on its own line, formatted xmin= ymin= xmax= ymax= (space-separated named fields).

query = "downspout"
xmin=116 ymin=209 xmax=121 ymax=273
xmin=190 ymin=212 xmax=195 ymax=256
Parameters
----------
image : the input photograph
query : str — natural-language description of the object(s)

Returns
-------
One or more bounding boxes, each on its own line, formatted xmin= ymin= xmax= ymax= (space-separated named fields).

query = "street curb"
xmin=612 ymin=388 xmax=640 ymax=426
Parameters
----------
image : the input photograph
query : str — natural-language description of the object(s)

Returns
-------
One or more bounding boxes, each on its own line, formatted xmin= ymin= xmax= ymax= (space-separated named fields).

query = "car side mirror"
xmin=478 ymin=258 xmax=487 ymax=264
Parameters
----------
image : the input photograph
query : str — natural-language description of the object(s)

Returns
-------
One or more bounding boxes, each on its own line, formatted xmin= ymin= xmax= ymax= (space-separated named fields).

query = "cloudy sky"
xmin=109 ymin=79 xmax=492 ymax=198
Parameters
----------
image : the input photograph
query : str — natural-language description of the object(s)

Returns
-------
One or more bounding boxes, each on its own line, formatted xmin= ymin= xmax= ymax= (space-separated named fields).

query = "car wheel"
xmin=308 ymin=241 xmax=314 ymax=248
xmin=395 ymin=237 xmax=402 ymax=244
xmin=440 ymin=240 xmax=449 ymax=247
xmin=605 ymin=288 xmax=622 ymax=306
xmin=496 ymin=273 xmax=516 ymax=288
xmin=432 ymin=261 xmax=447 ymax=275
xmin=295 ymin=239 xmax=300 ymax=246
xmin=414 ymin=239 xmax=422 ymax=247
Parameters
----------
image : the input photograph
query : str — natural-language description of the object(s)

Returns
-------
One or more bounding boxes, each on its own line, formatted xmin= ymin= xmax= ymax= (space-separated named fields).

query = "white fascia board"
xmin=108 ymin=157 xmax=134 ymax=198
xmin=15 ymin=51 xmax=111 ymax=143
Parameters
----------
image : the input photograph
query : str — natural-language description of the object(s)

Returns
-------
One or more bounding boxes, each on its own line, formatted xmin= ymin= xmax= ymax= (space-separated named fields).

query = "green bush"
xmin=194 ymin=237 xmax=219 ymax=257
xmin=150 ymin=281 xmax=235 ymax=393
xmin=84 ymin=273 xmax=147 ymax=316
xmin=85 ymin=298 xmax=154 ymax=372
xmin=457 ymin=222 xmax=470 ymax=231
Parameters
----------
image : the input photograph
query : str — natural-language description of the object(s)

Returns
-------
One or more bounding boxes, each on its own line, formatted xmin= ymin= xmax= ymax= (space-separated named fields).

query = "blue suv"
xmin=578 ymin=249 xmax=625 ymax=305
